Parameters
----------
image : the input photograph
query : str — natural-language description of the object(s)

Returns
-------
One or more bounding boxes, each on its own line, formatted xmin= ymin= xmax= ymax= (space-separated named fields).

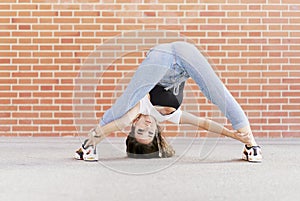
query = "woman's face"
xmin=133 ymin=114 xmax=157 ymax=144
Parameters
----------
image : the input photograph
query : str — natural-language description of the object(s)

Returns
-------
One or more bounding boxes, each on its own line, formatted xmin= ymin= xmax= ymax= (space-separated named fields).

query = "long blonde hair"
xmin=126 ymin=124 xmax=175 ymax=158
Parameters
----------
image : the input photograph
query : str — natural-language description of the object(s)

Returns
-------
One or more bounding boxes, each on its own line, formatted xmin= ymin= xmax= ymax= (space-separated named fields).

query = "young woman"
xmin=75 ymin=41 xmax=262 ymax=162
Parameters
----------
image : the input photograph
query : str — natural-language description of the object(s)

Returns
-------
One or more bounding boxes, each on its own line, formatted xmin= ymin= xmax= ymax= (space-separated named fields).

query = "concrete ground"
xmin=0 ymin=137 xmax=299 ymax=201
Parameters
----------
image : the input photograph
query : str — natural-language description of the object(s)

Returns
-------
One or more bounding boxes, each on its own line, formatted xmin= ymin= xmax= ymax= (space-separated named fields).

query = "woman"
xmin=75 ymin=41 xmax=262 ymax=162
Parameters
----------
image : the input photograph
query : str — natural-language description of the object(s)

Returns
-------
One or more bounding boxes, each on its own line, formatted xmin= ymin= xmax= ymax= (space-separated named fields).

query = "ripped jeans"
xmin=100 ymin=41 xmax=249 ymax=130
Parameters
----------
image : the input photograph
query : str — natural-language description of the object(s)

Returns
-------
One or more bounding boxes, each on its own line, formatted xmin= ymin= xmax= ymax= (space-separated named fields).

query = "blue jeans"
xmin=100 ymin=41 xmax=249 ymax=130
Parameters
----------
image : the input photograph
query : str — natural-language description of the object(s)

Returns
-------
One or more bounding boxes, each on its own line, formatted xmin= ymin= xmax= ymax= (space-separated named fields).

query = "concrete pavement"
xmin=0 ymin=137 xmax=299 ymax=201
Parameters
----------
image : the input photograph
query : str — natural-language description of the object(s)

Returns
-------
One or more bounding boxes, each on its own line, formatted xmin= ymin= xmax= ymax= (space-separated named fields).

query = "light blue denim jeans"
xmin=100 ymin=41 xmax=249 ymax=130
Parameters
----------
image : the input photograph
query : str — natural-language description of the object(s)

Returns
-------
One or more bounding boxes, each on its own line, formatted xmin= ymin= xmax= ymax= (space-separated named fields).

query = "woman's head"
xmin=126 ymin=114 xmax=175 ymax=159
xmin=132 ymin=114 xmax=158 ymax=145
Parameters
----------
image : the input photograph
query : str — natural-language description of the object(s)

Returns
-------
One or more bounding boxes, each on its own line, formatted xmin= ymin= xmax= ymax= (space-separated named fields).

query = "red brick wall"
xmin=0 ymin=0 xmax=299 ymax=137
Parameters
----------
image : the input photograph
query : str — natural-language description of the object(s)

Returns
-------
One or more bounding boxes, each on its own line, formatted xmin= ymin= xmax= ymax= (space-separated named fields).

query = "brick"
xmin=33 ymin=38 xmax=59 ymax=44
xmin=199 ymin=0 xmax=225 ymax=2
xmin=12 ymin=4 xmax=38 ymax=10
xmin=12 ymin=112 xmax=38 ymax=118
xmin=12 ymin=85 xmax=39 ymax=91
xmin=241 ymin=25 xmax=267 ymax=30
xmin=54 ymin=32 xmax=80 ymax=37
xmin=200 ymin=25 xmax=226 ymax=30
xmin=75 ymin=38 xmax=102 ymax=44
xmin=0 ymin=5 xmax=10 ymax=9
xmin=241 ymin=0 xmax=266 ymax=2
xmin=32 ymin=11 xmax=58 ymax=16
xmin=53 ymin=58 xmax=80 ymax=64
xmin=200 ymin=12 xmax=225 ymax=17
xmin=53 ymin=4 xmax=79 ymax=10
xmin=12 ymin=18 xmax=38 ymax=23
xmin=13 ymin=126 xmax=39 ymax=132
xmin=33 ymin=120 xmax=59 ymax=125
xmin=54 ymin=18 xmax=80 ymax=24
xmin=54 ymin=126 xmax=76 ymax=132
xmin=33 ymin=52 xmax=59 ymax=58
xmin=12 ymin=58 xmax=38 ymax=64
xmin=0 ymin=11 xmax=17 ymax=16
xmin=74 ymin=25 xmax=101 ymax=30
xmin=32 ymin=25 xmax=59 ymax=30
xmin=33 ymin=92 xmax=59 ymax=98
xmin=74 ymin=11 xmax=100 ymax=16
xmin=283 ymin=132 xmax=300 ymax=138
xmin=12 ymin=31 xmax=38 ymax=37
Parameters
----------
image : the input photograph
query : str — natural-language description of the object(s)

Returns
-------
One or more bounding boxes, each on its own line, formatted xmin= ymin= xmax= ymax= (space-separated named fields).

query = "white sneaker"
xmin=75 ymin=139 xmax=98 ymax=162
xmin=242 ymin=145 xmax=262 ymax=163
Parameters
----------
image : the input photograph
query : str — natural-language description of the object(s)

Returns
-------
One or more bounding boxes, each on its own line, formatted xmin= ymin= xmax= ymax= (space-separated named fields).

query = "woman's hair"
xmin=126 ymin=125 xmax=175 ymax=159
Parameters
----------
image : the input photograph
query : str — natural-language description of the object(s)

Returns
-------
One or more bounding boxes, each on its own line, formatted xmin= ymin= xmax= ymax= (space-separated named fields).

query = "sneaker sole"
xmin=242 ymin=153 xmax=262 ymax=163
xmin=248 ymin=157 xmax=262 ymax=163
xmin=83 ymin=158 xmax=98 ymax=162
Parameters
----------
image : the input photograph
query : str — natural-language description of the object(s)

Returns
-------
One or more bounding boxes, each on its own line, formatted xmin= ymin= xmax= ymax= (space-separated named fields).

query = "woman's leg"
xmin=100 ymin=49 xmax=174 ymax=127
xmin=173 ymin=41 xmax=257 ymax=146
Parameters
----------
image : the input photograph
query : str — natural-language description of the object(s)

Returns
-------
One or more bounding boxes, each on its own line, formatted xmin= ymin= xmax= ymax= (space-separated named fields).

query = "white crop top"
xmin=139 ymin=95 xmax=182 ymax=124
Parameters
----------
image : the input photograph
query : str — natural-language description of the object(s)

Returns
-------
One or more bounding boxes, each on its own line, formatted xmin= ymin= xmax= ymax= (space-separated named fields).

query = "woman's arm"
xmin=87 ymin=102 xmax=140 ymax=146
xmin=179 ymin=111 xmax=243 ymax=142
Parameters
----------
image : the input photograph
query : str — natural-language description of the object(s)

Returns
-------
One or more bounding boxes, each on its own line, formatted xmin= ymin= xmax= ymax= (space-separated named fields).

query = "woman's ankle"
xmin=237 ymin=125 xmax=258 ymax=147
